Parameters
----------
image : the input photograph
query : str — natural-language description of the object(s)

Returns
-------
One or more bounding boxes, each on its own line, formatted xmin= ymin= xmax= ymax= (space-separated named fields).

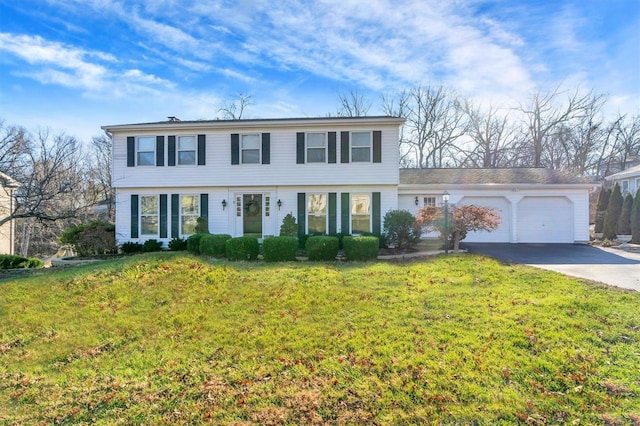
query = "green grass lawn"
xmin=1 ymin=253 xmax=639 ymax=425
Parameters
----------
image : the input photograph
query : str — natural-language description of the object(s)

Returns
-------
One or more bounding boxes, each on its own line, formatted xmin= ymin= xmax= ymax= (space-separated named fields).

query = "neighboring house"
xmin=604 ymin=164 xmax=640 ymax=196
xmin=102 ymin=117 xmax=593 ymax=246
xmin=0 ymin=171 xmax=19 ymax=255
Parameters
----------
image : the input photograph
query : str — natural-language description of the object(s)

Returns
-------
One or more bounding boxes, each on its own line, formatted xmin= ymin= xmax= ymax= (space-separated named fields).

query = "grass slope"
xmin=0 ymin=253 xmax=639 ymax=425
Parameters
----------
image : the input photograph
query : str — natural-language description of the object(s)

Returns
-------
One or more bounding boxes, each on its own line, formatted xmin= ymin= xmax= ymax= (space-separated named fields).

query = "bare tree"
xmin=381 ymin=90 xmax=413 ymax=167
xmin=86 ymin=133 xmax=114 ymax=221
xmin=336 ymin=89 xmax=371 ymax=117
xmin=0 ymin=120 xmax=30 ymax=174
xmin=516 ymin=86 xmax=595 ymax=168
xmin=218 ymin=93 xmax=253 ymax=120
xmin=457 ymin=101 xmax=518 ymax=168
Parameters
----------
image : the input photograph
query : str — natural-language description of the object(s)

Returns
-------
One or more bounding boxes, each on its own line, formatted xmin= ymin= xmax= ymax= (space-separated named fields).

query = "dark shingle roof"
xmin=399 ymin=168 xmax=592 ymax=185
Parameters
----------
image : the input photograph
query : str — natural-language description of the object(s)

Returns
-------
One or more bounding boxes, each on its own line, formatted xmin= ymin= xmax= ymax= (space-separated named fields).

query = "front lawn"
xmin=0 ymin=253 xmax=638 ymax=424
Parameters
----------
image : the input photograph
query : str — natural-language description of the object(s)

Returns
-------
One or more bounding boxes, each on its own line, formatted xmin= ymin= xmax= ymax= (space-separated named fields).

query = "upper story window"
xmin=137 ymin=137 xmax=155 ymax=166
xmin=351 ymin=193 xmax=371 ymax=234
xmin=351 ymin=132 xmax=371 ymax=162
xmin=178 ymin=136 xmax=196 ymax=165
xmin=242 ymin=134 xmax=261 ymax=164
xmin=307 ymin=133 xmax=326 ymax=163
xmin=307 ymin=194 xmax=327 ymax=233
xmin=180 ymin=194 xmax=199 ymax=235
xmin=140 ymin=195 xmax=159 ymax=235
xmin=423 ymin=196 xmax=437 ymax=207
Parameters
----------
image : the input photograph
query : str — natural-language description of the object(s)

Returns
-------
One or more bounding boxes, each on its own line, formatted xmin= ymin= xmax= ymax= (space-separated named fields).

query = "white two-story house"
xmin=103 ymin=116 xmax=594 ymax=246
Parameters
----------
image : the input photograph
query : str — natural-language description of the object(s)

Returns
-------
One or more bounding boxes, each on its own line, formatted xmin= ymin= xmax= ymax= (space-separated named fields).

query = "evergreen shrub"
xmin=0 ymin=255 xmax=44 ymax=269
xmin=142 ymin=239 xmax=163 ymax=252
xmin=305 ymin=235 xmax=339 ymax=261
xmin=603 ymin=183 xmax=623 ymax=240
xmin=343 ymin=236 xmax=380 ymax=261
xmin=200 ymin=234 xmax=232 ymax=257
xmin=187 ymin=234 xmax=207 ymax=255
xmin=168 ymin=238 xmax=187 ymax=251
xmin=263 ymin=236 xmax=298 ymax=262
xmin=617 ymin=193 xmax=633 ymax=235
xmin=120 ymin=242 xmax=143 ymax=253
xmin=225 ymin=237 xmax=259 ymax=261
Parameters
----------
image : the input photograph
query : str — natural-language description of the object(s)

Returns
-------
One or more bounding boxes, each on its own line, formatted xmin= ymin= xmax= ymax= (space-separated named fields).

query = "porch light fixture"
xmin=415 ymin=196 xmax=419 ymax=206
xmin=277 ymin=199 xmax=282 ymax=210
xmin=221 ymin=199 xmax=227 ymax=210
xmin=443 ymin=190 xmax=450 ymax=254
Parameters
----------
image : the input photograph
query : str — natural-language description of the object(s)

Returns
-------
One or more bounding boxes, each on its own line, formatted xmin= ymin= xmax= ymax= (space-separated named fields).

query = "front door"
xmin=242 ymin=194 xmax=263 ymax=238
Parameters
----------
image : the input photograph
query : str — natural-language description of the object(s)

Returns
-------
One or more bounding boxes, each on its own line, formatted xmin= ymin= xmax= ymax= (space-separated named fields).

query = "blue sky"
xmin=1 ymin=0 xmax=639 ymax=143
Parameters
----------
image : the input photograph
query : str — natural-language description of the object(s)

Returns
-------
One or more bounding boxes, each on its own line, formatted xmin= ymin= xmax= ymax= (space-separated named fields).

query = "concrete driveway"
xmin=462 ymin=243 xmax=640 ymax=292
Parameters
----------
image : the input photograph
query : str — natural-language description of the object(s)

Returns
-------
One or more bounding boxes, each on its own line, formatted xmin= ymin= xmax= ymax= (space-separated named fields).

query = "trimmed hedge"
xmin=200 ymin=234 xmax=232 ymax=257
xmin=263 ymin=236 xmax=298 ymax=262
xmin=142 ymin=239 xmax=163 ymax=252
xmin=305 ymin=236 xmax=339 ymax=261
xmin=0 ymin=254 xmax=44 ymax=269
xmin=186 ymin=234 xmax=207 ymax=255
xmin=225 ymin=237 xmax=259 ymax=261
xmin=343 ymin=236 xmax=379 ymax=261
xmin=120 ymin=242 xmax=143 ymax=253
xmin=168 ymin=238 xmax=187 ymax=251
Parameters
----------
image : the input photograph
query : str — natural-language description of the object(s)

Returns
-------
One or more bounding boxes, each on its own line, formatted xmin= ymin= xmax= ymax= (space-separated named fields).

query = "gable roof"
xmin=604 ymin=164 xmax=640 ymax=181
xmin=399 ymin=168 xmax=592 ymax=185
xmin=0 ymin=171 xmax=19 ymax=188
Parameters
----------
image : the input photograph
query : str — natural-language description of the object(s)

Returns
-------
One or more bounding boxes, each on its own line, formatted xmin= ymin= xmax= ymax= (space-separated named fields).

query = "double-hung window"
xmin=307 ymin=194 xmax=327 ymax=234
xmin=351 ymin=194 xmax=371 ymax=234
xmin=140 ymin=195 xmax=159 ymax=235
xmin=307 ymin=133 xmax=326 ymax=163
xmin=137 ymin=136 xmax=155 ymax=166
xmin=178 ymin=136 xmax=196 ymax=165
xmin=423 ymin=196 xmax=437 ymax=207
xmin=351 ymin=132 xmax=371 ymax=162
xmin=241 ymin=134 xmax=260 ymax=164
xmin=180 ymin=195 xmax=199 ymax=235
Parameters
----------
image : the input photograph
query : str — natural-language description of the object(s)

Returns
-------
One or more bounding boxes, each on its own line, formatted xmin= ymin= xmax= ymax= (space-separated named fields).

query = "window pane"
xmin=242 ymin=134 xmax=260 ymax=149
xmin=178 ymin=136 xmax=196 ymax=150
xmin=178 ymin=151 xmax=196 ymax=165
xmin=242 ymin=149 xmax=260 ymax=163
xmin=182 ymin=216 xmax=197 ymax=235
xmin=352 ymin=217 xmax=370 ymax=234
xmin=308 ymin=216 xmax=327 ymax=234
xmin=351 ymin=132 xmax=370 ymax=147
xmin=138 ymin=152 xmax=155 ymax=166
xmin=138 ymin=137 xmax=155 ymax=151
xmin=351 ymin=193 xmax=371 ymax=234
xmin=181 ymin=195 xmax=199 ymax=215
xmin=352 ymin=147 xmax=370 ymax=162
xmin=141 ymin=196 xmax=158 ymax=214
xmin=141 ymin=216 xmax=158 ymax=235
xmin=307 ymin=148 xmax=325 ymax=163
xmin=307 ymin=133 xmax=325 ymax=148
xmin=308 ymin=194 xmax=327 ymax=214
xmin=351 ymin=194 xmax=370 ymax=214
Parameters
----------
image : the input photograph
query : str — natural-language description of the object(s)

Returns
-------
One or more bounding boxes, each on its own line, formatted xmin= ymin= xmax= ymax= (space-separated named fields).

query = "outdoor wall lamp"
xmin=221 ymin=199 xmax=227 ymax=210
xmin=414 ymin=196 xmax=419 ymax=206
xmin=277 ymin=199 xmax=282 ymax=210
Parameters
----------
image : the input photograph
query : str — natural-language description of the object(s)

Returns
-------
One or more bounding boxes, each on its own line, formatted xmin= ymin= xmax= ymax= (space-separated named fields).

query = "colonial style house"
xmin=102 ymin=116 xmax=593 ymax=246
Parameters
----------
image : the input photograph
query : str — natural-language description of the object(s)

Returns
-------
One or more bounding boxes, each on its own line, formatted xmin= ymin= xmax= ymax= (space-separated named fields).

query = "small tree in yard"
xmin=594 ymin=188 xmax=611 ymax=234
xmin=603 ymin=183 xmax=623 ymax=240
xmin=631 ymin=188 xmax=640 ymax=244
xmin=382 ymin=210 xmax=421 ymax=250
xmin=279 ymin=213 xmax=297 ymax=237
xmin=617 ymin=193 xmax=633 ymax=236
xmin=416 ymin=204 xmax=501 ymax=252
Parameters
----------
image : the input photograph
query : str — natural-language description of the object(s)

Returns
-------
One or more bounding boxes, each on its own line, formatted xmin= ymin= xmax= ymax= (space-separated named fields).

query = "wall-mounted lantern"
xmin=221 ymin=199 xmax=227 ymax=210
xmin=277 ymin=199 xmax=283 ymax=210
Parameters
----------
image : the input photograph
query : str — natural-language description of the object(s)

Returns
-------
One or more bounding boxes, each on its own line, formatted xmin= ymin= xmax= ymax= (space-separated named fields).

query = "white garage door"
xmin=459 ymin=197 xmax=511 ymax=242
xmin=517 ymin=197 xmax=573 ymax=243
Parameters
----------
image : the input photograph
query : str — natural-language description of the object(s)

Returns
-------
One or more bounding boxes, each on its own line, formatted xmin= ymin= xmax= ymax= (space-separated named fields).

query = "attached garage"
xmin=516 ymin=197 xmax=573 ymax=243
xmin=459 ymin=196 xmax=511 ymax=242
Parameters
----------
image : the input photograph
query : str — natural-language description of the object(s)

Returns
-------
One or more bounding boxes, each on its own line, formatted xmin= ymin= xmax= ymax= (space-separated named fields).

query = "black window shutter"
xmin=171 ymin=194 xmax=179 ymax=238
xmin=168 ymin=136 xmax=176 ymax=166
xmin=231 ymin=134 xmax=240 ymax=165
xmin=262 ymin=133 xmax=270 ymax=164
xmin=297 ymin=193 xmax=306 ymax=238
xmin=200 ymin=194 xmax=209 ymax=221
xmin=341 ymin=192 xmax=350 ymax=234
xmin=328 ymin=192 xmax=337 ymax=235
xmin=373 ymin=131 xmax=382 ymax=163
xmin=296 ymin=132 xmax=305 ymax=164
xmin=127 ymin=137 xmax=135 ymax=167
xmin=197 ymin=134 xmax=206 ymax=165
xmin=156 ymin=136 xmax=164 ymax=166
xmin=372 ymin=192 xmax=381 ymax=235
xmin=159 ymin=194 xmax=168 ymax=238
xmin=130 ymin=194 xmax=139 ymax=238
xmin=328 ymin=132 xmax=336 ymax=163
xmin=340 ymin=132 xmax=350 ymax=163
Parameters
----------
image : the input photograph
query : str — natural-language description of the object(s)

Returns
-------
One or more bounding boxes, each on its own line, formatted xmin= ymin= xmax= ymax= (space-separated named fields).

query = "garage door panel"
xmin=459 ymin=197 xmax=510 ymax=243
xmin=517 ymin=197 xmax=572 ymax=243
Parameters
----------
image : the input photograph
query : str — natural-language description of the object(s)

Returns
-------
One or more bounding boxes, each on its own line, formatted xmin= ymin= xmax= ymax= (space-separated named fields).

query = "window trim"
xmin=621 ymin=179 xmax=629 ymax=194
xmin=177 ymin=135 xmax=197 ymax=166
xmin=179 ymin=194 xmax=200 ymax=237
xmin=137 ymin=136 xmax=156 ymax=166
xmin=140 ymin=195 xmax=159 ymax=236
xmin=423 ymin=196 xmax=437 ymax=208
xmin=306 ymin=132 xmax=327 ymax=163
xmin=350 ymin=131 xmax=372 ymax=163
xmin=241 ymin=134 xmax=261 ymax=164
xmin=350 ymin=193 xmax=371 ymax=234
xmin=307 ymin=193 xmax=328 ymax=234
